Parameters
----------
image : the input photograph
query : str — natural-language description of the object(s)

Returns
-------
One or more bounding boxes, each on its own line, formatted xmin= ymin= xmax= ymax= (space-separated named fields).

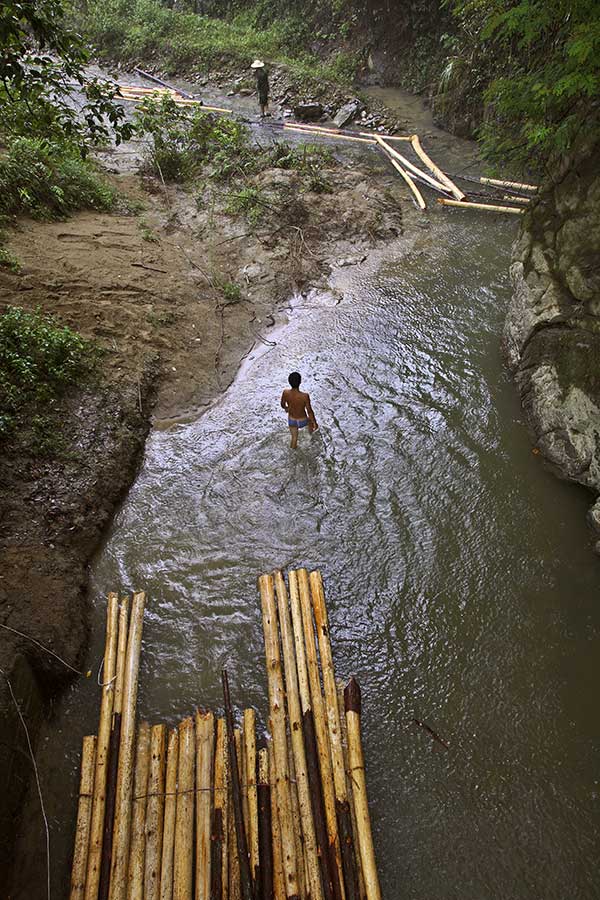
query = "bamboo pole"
xmin=210 ymin=719 xmax=225 ymax=900
xmin=437 ymin=197 xmax=524 ymax=214
xmin=222 ymin=669 xmax=253 ymax=900
xmin=116 ymin=91 xmax=232 ymax=114
xmin=283 ymin=124 xmax=376 ymax=145
xmin=337 ymin=685 xmax=365 ymax=900
xmin=222 ymin=717 xmax=230 ymax=900
xmin=379 ymin=151 xmax=427 ymax=210
xmin=343 ymin=680 xmax=381 ymax=900
xmin=309 ymin=572 xmax=359 ymax=900
xmin=99 ymin=597 xmax=130 ymax=900
xmin=374 ymin=135 xmax=449 ymax=193
xmin=109 ymin=591 xmax=146 ymax=900
xmin=229 ymin=730 xmax=241 ymax=900
xmin=267 ymin=740 xmax=285 ymax=900
xmin=257 ymin=748 xmax=273 ymax=900
xmin=273 ymin=571 xmax=323 ymax=900
xmin=358 ymin=132 xmax=412 ymax=141
xmin=288 ymin=571 xmax=336 ymax=900
xmin=196 ymin=710 xmax=214 ymax=900
xmin=503 ymin=194 xmax=530 ymax=204
xmin=409 ymin=134 xmax=465 ymax=201
xmin=71 ymin=735 xmax=98 ymax=900
xmin=85 ymin=593 xmax=119 ymax=900
xmin=160 ymin=727 xmax=179 ymax=900
xmin=480 ymin=176 xmax=538 ymax=192
xmin=258 ymin=574 xmax=300 ymax=899
xmin=174 ymin=716 xmax=196 ymax=900
xmin=242 ymin=710 xmax=259 ymax=885
xmin=127 ymin=722 xmax=151 ymax=900
xmin=296 ymin=569 xmax=344 ymax=900
xmin=286 ymin=742 xmax=306 ymax=900
xmin=145 ymin=725 xmax=167 ymax=900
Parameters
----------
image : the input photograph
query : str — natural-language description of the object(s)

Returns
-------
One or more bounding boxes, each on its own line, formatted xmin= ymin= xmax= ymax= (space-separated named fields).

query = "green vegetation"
xmin=0 ymin=249 xmax=21 ymax=273
xmin=449 ymin=0 xmax=600 ymax=168
xmin=135 ymin=94 xmax=333 ymax=225
xmin=0 ymin=306 xmax=98 ymax=443
xmin=225 ymin=186 xmax=267 ymax=225
xmin=1 ymin=0 xmax=132 ymax=148
xmin=0 ymin=137 xmax=115 ymax=222
xmin=76 ymin=0 xmax=363 ymax=83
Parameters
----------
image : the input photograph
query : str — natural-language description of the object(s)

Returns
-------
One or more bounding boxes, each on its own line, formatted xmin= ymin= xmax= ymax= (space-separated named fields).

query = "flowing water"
xmin=25 ymin=213 xmax=600 ymax=899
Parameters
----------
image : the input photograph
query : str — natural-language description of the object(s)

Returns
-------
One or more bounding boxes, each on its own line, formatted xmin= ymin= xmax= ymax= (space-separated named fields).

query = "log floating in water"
xmin=409 ymin=134 xmax=466 ymax=201
xmin=437 ymin=197 xmax=525 ymax=214
xmin=480 ymin=176 xmax=538 ymax=192
xmin=310 ymin=572 xmax=360 ymax=900
xmin=242 ymin=709 xmax=259 ymax=887
xmin=145 ymin=725 xmax=167 ymax=900
xmin=109 ymin=591 xmax=146 ymax=900
xmin=344 ymin=679 xmax=381 ymax=900
xmin=71 ymin=735 xmax=97 ymax=900
xmin=259 ymin=574 xmax=300 ymax=899
xmin=174 ymin=716 xmax=196 ymax=900
xmin=160 ymin=727 xmax=179 ymax=900
xmin=222 ymin=670 xmax=254 ymax=900
xmin=195 ymin=710 xmax=214 ymax=900
xmin=99 ymin=596 xmax=129 ymax=900
xmin=126 ymin=721 xmax=151 ymax=900
xmin=85 ymin=593 xmax=119 ymax=900
xmin=257 ymin=748 xmax=273 ymax=900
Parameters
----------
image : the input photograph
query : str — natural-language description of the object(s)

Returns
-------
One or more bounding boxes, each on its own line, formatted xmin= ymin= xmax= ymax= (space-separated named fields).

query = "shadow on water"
xmin=20 ymin=213 xmax=600 ymax=900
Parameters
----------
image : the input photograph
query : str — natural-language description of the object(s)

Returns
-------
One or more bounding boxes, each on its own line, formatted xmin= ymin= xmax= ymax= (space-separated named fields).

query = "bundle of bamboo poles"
xmin=70 ymin=571 xmax=381 ymax=900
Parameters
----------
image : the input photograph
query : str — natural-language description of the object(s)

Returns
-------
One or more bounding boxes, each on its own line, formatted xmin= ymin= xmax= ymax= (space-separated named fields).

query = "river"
xmin=19 ymin=201 xmax=600 ymax=899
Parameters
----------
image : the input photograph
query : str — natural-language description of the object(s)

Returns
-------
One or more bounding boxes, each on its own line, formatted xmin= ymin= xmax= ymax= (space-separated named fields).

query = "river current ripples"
xmin=33 ymin=215 xmax=599 ymax=900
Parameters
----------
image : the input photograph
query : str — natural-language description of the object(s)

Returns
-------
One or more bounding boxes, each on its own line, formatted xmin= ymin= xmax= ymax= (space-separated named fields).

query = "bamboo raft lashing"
xmin=70 ymin=573 xmax=382 ymax=900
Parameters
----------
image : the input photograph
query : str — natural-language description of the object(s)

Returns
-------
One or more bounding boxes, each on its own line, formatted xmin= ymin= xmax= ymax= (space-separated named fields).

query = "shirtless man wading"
xmin=280 ymin=371 xmax=318 ymax=449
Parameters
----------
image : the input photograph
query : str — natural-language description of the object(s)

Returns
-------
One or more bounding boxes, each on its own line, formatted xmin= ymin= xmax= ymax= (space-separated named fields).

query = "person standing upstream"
xmin=281 ymin=371 xmax=318 ymax=449
xmin=251 ymin=59 xmax=269 ymax=117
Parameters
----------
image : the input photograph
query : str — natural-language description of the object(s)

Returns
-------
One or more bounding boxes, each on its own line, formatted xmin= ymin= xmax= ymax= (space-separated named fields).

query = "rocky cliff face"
xmin=504 ymin=140 xmax=600 ymax=549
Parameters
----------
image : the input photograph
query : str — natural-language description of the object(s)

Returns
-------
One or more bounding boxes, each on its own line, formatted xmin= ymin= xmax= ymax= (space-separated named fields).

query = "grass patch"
xmin=0 ymin=306 xmax=99 ymax=444
xmin=78 ymin=0 xmax=362 ymax=84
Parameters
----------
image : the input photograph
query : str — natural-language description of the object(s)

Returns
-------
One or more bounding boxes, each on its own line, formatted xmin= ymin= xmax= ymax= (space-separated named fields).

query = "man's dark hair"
xmin=288 ymin=371 xmax=301 ymax=388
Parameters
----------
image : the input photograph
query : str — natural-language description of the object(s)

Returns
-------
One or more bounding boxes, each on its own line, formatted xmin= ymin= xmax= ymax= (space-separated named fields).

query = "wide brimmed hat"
xmin=250 ymin=59 xmax=265 ymax=68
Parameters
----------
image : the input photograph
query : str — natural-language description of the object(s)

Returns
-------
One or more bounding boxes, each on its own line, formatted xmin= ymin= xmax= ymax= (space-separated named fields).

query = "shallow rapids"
xmin=29 ymin=214 xmax=599 ymax=899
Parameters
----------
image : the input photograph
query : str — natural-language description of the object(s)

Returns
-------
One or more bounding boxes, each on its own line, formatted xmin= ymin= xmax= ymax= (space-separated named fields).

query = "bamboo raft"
xmin=70 ymin=570 xmax=381 ymax=900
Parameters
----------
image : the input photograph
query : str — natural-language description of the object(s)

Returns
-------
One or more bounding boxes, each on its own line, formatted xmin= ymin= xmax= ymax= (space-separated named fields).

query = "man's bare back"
xmin=280 ymin=371 xmax=318 ymax=448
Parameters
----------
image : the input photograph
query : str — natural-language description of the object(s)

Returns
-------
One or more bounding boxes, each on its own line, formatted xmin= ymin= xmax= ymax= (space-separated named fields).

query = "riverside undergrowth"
xmin=76 ymin=0 xmax=363 ymax=85
xmin=0 ymin=306 xmax=99 ymax=449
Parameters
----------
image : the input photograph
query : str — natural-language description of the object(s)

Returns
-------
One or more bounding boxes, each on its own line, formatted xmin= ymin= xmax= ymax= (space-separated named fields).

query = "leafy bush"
xmin=0 ymin=306 xmax=98 ymax=438
xmin=135 ymin=95 xmax=256 ymax=182
xmin=1 ymin=0 xmax=133 ymax=150
xmin=0 ymin=137 xmax=115 ymax=220
xmin=450 ymin=0 xmax=600 ymax=168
